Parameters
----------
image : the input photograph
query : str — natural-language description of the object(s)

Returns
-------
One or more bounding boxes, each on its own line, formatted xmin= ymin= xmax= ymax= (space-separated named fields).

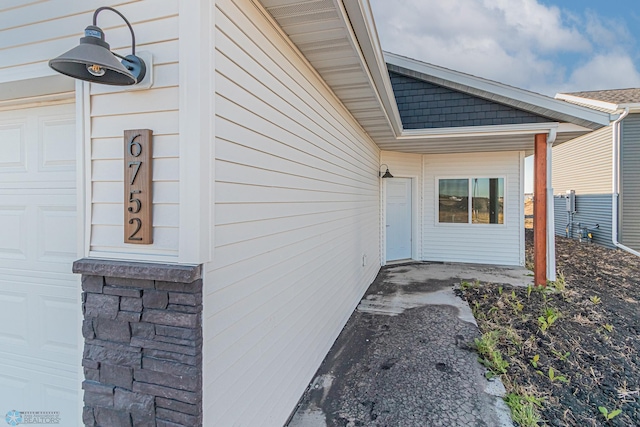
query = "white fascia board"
xmin=398 ymin=122 xmax=559 ymax=140
xmin=0 ymin=74 xmax=74 ymax=103
xmin=557 ymin=122 xmax=593 ymax=133
xmin=618 ymin=103 xmax=640 ymax=113
xmin=385 ymin=52 xmax=611 ymax=127
xmin=554 ymin=93 xmax=619 ymax=112
xmin=0 ymin=62 xmax=57 ymax=85
xmin=340 ymin=0 xmax=403 ymax=136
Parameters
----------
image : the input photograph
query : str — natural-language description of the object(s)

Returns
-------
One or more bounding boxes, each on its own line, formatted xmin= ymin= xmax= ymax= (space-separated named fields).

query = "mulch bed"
xmin=461 ymin=229 xmax=640 ymax=426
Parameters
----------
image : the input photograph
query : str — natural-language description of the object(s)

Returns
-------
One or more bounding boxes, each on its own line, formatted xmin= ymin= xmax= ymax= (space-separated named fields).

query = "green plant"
xmin=598 ymin=406 xmax=622 ymax=421
xmin=590 ymin=295 xmax=602 ymax=304
xmin=551 ymin=350 xmax=570 ymax=361
xmin=547 ymin=366 xmax=568 ymax=383
xmin=503 ymin=327 xmax=522 ymax=348
xmin=603 ymin=323 xmax=614 ymax=333
xmin=498 ymin=286 xmax=503 ymax=295
xmin=474 ymin=331 xmax=509 ymax=378
xmin=538 ymin=308 xmax=559 ymax=332
xmin=548 ymin=272 xmax=566 ymax=292
xmin=504 ymin=393 xmax=544 ymax=427
xmin=512 ymin=300 xmax=524 ymax=313
xmin=461 ymin=280 xmax=472 ymax=290
xmin=472 ymin=301 xmax=482 ymax=317
xmin=527 ymin=284 xmax=533 ymax=299
xmin=530 ymin=354 xmax=539 ymax=368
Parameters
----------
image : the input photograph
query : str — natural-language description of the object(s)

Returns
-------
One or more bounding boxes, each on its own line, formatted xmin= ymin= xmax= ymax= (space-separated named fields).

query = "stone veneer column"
xmin=72 ymin=259 xmax=203 ymax=427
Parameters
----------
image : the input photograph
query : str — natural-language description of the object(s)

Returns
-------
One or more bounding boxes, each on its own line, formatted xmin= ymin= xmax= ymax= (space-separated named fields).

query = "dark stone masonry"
xmin=73 ymin=259 xmax=203 ymax=427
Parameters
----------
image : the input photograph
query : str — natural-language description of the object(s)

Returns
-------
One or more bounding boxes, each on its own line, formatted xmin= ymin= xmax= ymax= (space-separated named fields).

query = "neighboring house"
xmin=554 ymin=89 xmax=640 ymax=254
xmin=0 ymin=1 xmax=610 ymax=426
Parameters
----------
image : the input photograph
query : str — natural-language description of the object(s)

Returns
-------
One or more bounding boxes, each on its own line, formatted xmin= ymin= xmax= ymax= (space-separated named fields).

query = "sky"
xmin=369 ymin=0 xmax=640 ymax=193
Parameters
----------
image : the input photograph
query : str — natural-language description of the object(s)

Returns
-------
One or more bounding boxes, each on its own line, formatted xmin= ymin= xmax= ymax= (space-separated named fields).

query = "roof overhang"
xmin=258 ymin=0 xmax=400 ymax=144
xmin=555 ymin=93 xmax=640 ymax=114
xmin=381 ymin=122 xmax=589 ymax=154
xmin=258 ymin=0 xmax=612 ymax=154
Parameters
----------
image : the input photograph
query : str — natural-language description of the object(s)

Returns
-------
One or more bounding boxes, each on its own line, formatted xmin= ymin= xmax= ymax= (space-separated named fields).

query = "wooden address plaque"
xmin=124 ymin=129 xmax=153 ymax=244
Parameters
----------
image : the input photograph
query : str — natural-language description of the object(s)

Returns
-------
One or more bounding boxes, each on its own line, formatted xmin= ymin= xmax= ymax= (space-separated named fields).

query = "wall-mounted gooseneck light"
xmin=49 ymin=7 xmax=146 ymax=85
xmin=379 ymin=164 xmax=393 ymax=178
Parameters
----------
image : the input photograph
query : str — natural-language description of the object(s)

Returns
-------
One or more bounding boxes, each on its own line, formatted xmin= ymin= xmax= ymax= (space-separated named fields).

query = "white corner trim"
xmin=398 ymin=122 xmax=560 ymax=140
xmin=554 ymin=93 xmax=618 ymax=112
xmin=79 ymin=80 xmax=92 ymax=258
xmin=610 ymin=108 xmax=640 ymax=257
xmin=178 ymin=0 xmax=214 ymax=264
xmin=385 ymin=52 xmax=611 ymax=127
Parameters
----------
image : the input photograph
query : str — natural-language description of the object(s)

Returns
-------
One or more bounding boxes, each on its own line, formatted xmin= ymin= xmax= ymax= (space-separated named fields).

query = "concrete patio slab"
xmin=286 ymin=262 xmax=531 ymax=427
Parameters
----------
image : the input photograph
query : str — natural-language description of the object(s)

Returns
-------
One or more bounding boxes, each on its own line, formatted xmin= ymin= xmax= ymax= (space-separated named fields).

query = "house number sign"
xmin=124 ymin=129 xmax=153 ymax=244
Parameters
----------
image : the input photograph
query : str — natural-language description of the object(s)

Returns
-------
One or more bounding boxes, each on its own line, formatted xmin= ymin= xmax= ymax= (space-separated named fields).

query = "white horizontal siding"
xmin=380 ymin=151 xmax=422 ymax=178
xmin=1 ymin=0 xmax=181 ymax=260
xmin=380 ymin=151 xmax=423 ymax=260
xmin=422 ymin=152 xmax=523 ymax=265
xmin=85 ymin=2 xmax=180 ymax=259
xmin=0 ymin=1 xmax=178 ymax=80
xmin=205 ymin=0 xmax=380 ymax=425
xmin=552 ymin=126 xmax=612 ymax=195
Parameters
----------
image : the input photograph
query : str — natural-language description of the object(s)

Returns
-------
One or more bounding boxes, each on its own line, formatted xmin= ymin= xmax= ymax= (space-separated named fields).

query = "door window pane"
xmin=472 ymin=178 xmax=504 ymax=224
xmin=439 ymin=179 xmax=468 ymax=223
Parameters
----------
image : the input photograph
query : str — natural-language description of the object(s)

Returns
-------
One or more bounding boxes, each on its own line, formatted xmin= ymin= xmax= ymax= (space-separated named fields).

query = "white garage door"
xmin=0 ymin=102 xmax=80 ymax=426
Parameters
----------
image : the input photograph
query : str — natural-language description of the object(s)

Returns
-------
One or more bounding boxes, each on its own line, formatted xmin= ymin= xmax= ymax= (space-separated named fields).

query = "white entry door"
xmin=0 ymin=103 xmax=80 ymax=425
xmin=386 ymin=178 xmax=412 ymax=261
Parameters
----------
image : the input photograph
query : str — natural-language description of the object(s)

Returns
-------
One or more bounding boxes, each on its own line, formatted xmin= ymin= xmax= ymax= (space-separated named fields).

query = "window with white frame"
xmin=438 ymin=178 xmax=504 ymax=224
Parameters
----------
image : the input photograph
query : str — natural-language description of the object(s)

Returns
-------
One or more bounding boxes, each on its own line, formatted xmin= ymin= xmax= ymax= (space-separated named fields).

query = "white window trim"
xmin=435 ymin=175 xmax=507 ymax=227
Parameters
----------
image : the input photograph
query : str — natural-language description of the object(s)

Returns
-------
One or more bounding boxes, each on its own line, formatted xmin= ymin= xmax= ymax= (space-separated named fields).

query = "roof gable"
xmin=385 ymin=53 xmax=611 ymax=131
xmin=389 ymin=70 xmax=554 ymax=129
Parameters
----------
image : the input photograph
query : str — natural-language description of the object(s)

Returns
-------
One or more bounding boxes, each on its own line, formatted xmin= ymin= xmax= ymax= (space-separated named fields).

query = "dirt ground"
xmin=524 ymin=197 xmax=533 ymax=229
xmin=461 ymin=229 xmax=640 ymax=426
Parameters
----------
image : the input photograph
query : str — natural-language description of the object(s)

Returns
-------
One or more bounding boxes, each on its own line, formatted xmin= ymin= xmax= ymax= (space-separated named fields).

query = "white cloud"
xmin=582 ymin=11 xmax=631 ymax=49
xmin=566 ymin=53 xmax=640 ymax=91
xmin=370 ymin=0 xmax=640 ymax=94
xmin=482 ymin=0 xmax=589 ymax=52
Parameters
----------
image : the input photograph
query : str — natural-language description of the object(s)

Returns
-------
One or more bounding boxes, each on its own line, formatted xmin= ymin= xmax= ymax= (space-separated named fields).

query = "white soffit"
xmin=259 ymin=0 xmax=399 ymax=142
xmin=258 ymin=0 xmax=611 ymax=154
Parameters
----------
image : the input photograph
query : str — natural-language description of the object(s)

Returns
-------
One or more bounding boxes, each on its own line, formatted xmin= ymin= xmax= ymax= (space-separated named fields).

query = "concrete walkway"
xmin=287 ymin=262 xmax=533 ymax=427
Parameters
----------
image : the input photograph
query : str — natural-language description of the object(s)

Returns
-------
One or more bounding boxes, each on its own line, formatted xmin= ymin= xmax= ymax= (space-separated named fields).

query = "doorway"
xmin=386 ymin=178 xmax=412 ymax=261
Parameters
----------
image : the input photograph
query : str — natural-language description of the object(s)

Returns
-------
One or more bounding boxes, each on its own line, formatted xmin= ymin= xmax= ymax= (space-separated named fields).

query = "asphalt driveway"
xmin=286 ymin=262 xmax=533 ymax=427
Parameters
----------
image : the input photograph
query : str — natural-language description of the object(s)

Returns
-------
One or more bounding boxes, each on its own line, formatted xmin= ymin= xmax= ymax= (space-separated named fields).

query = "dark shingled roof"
xmin=566 ymin=88 xmax=640 ymax=104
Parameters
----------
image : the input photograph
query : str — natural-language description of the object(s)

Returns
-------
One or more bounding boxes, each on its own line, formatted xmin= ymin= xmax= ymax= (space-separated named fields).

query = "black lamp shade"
xmin=49 ymin=26 xmax=145 ymax=86
xmin=381 ymin=168 xmax=393 ymax=178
